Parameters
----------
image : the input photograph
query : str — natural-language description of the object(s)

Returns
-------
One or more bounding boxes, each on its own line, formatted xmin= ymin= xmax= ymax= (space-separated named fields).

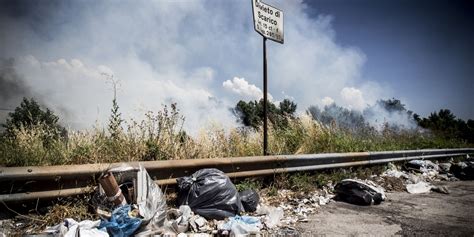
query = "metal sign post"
xmin=252 ymin=0 xmax=284 ymax=155
xmin=263 ymin=37 xmax=268 ymax=155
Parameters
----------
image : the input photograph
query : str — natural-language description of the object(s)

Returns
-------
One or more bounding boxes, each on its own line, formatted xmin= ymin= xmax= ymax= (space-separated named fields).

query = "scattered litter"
xmin=406 ymin=181 xmax=432 ymax=194
xmin=405 ymin=160 xmax=439 ymax=173
xmin=12 ymin=157 xmax=472 ymax=236
xmin=438 ymin=163 xmax=452 ymax=174
xmin=189 ymin=215 xmax=211 ymax=232
xmin=267 ymin=227 xmax=300 ymax=237
xmin=95 ymin=164 xmax=167 ymax=236
xmin=176 ymin=168 xmax=243 ymax=220
xmin=239 ymin=189 xmax=260 ymax=212
xmin=166 ymin=205 xmax=192 ymax=233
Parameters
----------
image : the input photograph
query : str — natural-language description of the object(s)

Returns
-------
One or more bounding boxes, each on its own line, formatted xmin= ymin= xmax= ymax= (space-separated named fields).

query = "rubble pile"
xmin=378 ymin=157 xmax=474 ymax=194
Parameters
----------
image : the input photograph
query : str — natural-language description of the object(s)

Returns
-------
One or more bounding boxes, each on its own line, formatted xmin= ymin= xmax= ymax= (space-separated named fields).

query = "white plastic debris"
xmin=44 ymin=218 xmax=108 ymax=237
xmin=220 ymin=216 xmax=262 ymax=236
xmin=256 ymin=204 xmax=284 ymax=229
xmin=406 ymin=181 xmax=432 ymax=194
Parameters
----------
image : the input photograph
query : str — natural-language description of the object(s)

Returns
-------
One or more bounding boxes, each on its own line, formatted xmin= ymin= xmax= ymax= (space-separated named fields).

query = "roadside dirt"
xmin=297 ymin=181 xmax=474 ymax=236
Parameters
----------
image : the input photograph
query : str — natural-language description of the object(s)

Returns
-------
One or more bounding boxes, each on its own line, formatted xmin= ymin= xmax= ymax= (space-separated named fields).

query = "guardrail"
xmin=1 ymin=148 xmax=472 ymax=202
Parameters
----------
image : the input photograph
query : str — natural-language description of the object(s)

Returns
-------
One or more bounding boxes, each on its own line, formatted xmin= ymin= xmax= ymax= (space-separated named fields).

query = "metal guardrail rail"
xmin=0 ymin=148 xmax=473 ymax=202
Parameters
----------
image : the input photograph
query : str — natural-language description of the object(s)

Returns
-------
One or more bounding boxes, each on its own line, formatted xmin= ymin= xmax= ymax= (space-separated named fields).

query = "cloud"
xmin=0 ymin=0 xmax=388 ymax=133
xmin=223 ymin=77 xmax=273 ymax=101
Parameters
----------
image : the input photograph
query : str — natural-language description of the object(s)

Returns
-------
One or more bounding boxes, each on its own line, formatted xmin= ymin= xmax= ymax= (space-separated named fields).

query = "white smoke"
xmin=321 ymin=96 xmax=335 ymax=106
xmin=223 ymin=77 xmax=273 ymax=101
xmin=363 ymin=102 xmax=418 ymax=131
xmin=340 ymin=87 xmax=366 ymax=111
xmin=0 ymin=0 xmax=391 ymax=133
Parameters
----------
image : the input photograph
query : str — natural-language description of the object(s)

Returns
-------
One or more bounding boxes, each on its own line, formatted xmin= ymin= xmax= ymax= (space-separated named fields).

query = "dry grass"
xmin=2 ymin=196 xmax=95 ymax=235
xmin=0 ymin=106 xmax=469 ymax=167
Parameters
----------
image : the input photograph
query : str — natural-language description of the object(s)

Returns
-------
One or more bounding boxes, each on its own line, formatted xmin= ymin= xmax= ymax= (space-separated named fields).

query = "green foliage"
xmin=2 ymin=97 xmax=65 ymax=139
xmin=308 ymin=103 xmax=370 ymax=133
xmin=235 ymin=178 xmax=263 ymax=192
xmin=415 ymin=109 xmax=474 ymax=143
xmin=233 ymin=98 xmax=297 ymax=130
xmin=108 ymin=98 xmax=123 ymax=139
xmin=377 ymin=98 xmax=412 ymax=115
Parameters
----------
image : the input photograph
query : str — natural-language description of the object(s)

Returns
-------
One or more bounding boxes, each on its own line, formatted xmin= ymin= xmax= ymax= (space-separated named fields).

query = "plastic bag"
xmin=334 ymin=179 xmax=385 ymax=206
xmin=450 ymin=162 xmax=474 ymax=180
xmin=405 ymin=160 xmax=439 ymax=173
xmin=406 ymin=181 xmax=432 ymax=194
xmin=177 ymin=168 xmax=243 ymax=220
xmin=43 ymin=218 xmax=108 ymax=237
xmin=100 ymin=205 xmax=142 ymax=237
xmin=239 ymin=190 xmax=259 ymax=212
xmin=221 ymin=215 xmax=262 ymax=235
xmin=106 ymin=164 xmax=167 ymax=231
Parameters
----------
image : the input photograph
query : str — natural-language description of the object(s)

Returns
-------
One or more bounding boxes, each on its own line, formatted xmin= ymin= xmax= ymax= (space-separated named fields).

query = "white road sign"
xmin=252 ymin=0 xmax=284 ymax=44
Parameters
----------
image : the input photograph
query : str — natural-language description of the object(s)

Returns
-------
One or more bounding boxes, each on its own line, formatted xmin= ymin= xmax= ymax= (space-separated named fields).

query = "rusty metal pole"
xmin=99 ymin=172 xmax=126 ymax=206
xmin=263 ymin=37 xmax=268 ymax=156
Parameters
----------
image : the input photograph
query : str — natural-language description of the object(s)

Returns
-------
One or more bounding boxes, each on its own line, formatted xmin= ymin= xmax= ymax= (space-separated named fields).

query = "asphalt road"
xmin=297 ymin=181 xmax=474 ymax=236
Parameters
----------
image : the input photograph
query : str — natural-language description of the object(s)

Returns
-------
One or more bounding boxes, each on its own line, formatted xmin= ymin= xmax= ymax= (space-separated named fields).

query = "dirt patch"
xmin=377 ymin=176 xmax=406 ymax=192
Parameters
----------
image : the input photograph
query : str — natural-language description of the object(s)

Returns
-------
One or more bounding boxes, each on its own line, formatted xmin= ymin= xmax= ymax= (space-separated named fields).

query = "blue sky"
xmin=0 ymin=0 xmax=472 ymax=132
xmin=305 ymin=0 xmax=474 ymax=120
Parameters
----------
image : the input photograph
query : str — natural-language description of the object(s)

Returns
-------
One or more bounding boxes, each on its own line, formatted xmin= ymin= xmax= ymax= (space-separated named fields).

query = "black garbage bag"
xmin=176 ymin=168 xmax=243 ymax=220
xmin=450 ymin=162 xmax=474 ymax=180
xmin=334 ymin=179 xmax=385 ymax=206
xmin=239 ymin=189 xmax=259 ymax=212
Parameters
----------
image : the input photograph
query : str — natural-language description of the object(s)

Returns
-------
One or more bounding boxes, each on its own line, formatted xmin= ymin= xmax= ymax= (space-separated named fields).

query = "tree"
xmin=233 ymin=99 xmax=297 ymax=130
xmin=415 ymin=109 xmax=474 ymax=143
xmin=308 ymin=103 xmax=369 ymax=133
xmin=104 ymin=73 xmax=123 ymax=139
xmin=279 ymin=99 xmax=297 ymax=116
xmin=378 ymin=98 xmax=407 ymax=113
xmin=2 ymin=97 xmax=65 ymax=138
xmin=108 ymin=97 xmax=123 ymax=139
